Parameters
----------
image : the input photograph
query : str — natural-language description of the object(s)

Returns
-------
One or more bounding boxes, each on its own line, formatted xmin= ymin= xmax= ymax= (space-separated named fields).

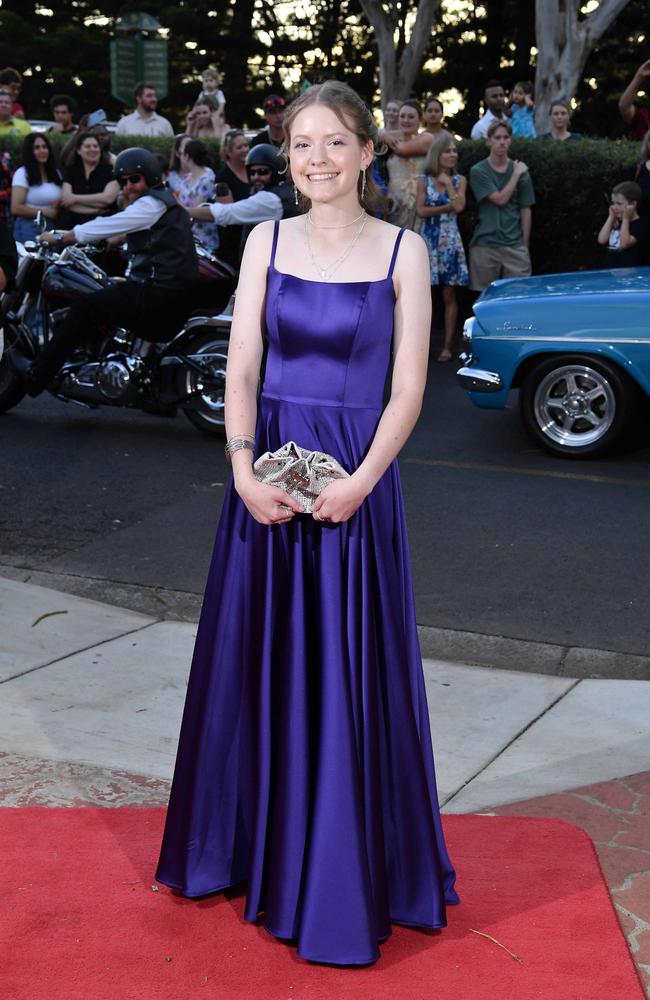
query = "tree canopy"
xmin=0 ymin=1 xmax=646 ymax=136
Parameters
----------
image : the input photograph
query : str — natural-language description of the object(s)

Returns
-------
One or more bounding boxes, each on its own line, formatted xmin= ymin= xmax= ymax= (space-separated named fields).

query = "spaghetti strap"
xmin=387 ymin=228 xmax=406 ymax=278
xmin=270 ymin=219 xmax=280 ymax=269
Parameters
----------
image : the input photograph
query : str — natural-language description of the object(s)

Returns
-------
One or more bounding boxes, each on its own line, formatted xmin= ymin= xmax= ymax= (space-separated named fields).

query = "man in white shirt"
xmin=470 ymin=80 xmax=508 ymax=141
xmin=115 ymin=82 xmax=174 ymax=138
xmin=188 ymin=144 xmax=299 ymax=260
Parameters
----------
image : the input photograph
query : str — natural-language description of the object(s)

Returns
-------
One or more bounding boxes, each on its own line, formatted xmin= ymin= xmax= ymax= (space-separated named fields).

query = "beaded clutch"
xmin=253 ymin=441 xmax=350 ymax=513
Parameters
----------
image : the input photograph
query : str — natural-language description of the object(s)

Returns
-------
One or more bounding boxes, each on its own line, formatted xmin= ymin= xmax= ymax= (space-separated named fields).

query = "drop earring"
xmin=294 ymin=185 xmax=299 ymax=206
xmin=361 ymin=168 xmax=367 ymax=200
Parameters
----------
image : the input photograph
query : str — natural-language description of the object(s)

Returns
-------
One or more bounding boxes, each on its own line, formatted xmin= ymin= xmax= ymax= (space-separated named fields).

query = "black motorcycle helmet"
xmin=114 ymin=147 xmax=162 ymax=187
xmin=245 ymin=143 xmax=284 ymax=186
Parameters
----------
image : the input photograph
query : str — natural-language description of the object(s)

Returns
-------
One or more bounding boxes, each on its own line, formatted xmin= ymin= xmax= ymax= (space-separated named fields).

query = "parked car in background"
xmin=457 ymin=268 xmax=650 ymax=458
xmin=28 ymin=120 xmax=118 ymax=134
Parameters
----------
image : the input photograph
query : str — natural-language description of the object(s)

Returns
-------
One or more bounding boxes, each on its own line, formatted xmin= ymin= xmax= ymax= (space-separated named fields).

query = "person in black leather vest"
xmin=8 ymin=148 xmax=198 ymax=396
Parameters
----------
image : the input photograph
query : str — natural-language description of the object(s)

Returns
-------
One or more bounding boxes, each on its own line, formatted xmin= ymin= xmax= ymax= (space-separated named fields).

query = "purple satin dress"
xmin=156 ymin=221 xmax=459 ymax=965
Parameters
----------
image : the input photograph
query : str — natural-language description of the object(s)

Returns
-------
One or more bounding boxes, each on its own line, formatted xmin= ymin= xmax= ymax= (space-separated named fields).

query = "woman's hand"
xmin=382 ymin=132 xmax=402 ymax=152
xmin=312 ymin=476 xmax=370 ymax=524
xmin=42 ymin=206 xmax=59 ymax=220
xmin=235 ymin=477 xmax=305 ymax=525
xmin=60 ymin=191 xmax=76 ymax=208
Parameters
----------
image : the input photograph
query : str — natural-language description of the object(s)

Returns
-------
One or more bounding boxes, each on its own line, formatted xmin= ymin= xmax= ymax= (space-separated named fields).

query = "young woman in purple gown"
xmin=156 ymin=80 xmax=459 ymax=966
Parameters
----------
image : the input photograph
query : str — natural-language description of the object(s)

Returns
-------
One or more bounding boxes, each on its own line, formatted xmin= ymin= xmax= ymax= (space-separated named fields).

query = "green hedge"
xmin=1 ymin=132 xmax=643 ymax=274
xmin=456 ymin=138 xmax=642 ymax=274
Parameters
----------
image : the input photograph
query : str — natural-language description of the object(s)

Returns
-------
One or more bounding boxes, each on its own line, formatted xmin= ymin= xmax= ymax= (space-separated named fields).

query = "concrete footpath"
xmin=1 ymin=575 xmax=649 ymax=995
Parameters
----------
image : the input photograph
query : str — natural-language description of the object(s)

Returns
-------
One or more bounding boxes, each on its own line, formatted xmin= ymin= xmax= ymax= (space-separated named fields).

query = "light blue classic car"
xmin=457 ymin=268 xmax=650 ymax=457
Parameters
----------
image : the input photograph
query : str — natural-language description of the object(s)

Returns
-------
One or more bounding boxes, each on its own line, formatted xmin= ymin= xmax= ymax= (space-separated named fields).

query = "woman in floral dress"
xmin=176 ymin=139 xmax=218 ymax=250
xmin=416 ymin=130 xmax=468 ymax=361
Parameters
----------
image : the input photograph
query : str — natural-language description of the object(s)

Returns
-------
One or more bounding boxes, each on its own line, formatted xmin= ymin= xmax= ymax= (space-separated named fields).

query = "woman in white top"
xmin=11 ymin=133 xmax=62 ymax=242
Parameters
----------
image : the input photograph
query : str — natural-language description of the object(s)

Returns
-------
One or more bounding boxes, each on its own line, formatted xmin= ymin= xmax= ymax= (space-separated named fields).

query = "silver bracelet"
xmin=225 ymin=436 xmax=255 ymax=462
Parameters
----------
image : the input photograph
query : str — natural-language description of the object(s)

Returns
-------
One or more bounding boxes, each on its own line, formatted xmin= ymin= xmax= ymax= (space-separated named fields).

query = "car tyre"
xmin=519 ymin=354 xmax=638 ymax=458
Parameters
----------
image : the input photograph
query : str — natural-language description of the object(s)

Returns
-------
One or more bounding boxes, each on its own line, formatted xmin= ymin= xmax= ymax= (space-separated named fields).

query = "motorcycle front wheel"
xmin=177 ymin=331 xmax=229 ymax=437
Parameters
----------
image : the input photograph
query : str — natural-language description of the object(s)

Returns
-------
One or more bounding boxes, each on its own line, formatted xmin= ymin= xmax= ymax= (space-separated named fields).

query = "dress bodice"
xmin=262 ymin=222 xmax=404 ymax=409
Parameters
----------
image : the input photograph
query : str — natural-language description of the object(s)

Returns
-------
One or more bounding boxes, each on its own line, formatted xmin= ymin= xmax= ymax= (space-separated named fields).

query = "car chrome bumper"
xmin=456 ymin=365 xmax=503 ymax=392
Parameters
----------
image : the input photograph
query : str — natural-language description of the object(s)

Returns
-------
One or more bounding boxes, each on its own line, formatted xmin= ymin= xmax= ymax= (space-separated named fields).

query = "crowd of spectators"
xmin=374 ymin=64 xmax=650 ymax=355
xmin=0 ymin=58 xmax=649 ymax=356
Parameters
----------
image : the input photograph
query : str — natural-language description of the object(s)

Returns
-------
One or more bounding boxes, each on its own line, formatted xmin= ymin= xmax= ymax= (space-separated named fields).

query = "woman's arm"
xmin=415 ymin=176 xmax=454 ymax=219
xmin=450 ymin=175 xmax=467 ymax=213
xmin=618 ymin=61 xmax=650 ymax=124
xmin=61 ymin=180 xmax=119 ymax=211
xmin=11 ymin=184 xmax=33 ymax=219
xmin=391 ymin=133 xmax=434 ymax=157
xmin=313 ymin=230 xmax=431 ymax=523
xmin=225 ymin=222 xmax=304 ymax=525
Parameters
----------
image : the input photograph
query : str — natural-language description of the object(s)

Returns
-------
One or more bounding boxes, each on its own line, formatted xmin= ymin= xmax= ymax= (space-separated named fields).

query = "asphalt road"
xmin=2 ymin=359 xmax=650 ymax=658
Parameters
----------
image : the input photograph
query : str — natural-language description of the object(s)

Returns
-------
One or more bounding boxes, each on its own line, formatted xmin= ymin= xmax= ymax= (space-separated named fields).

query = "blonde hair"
xmin=281 ymin=80 xmax=380 ymax=212
xmin=422 ymin=130 xmax=455 ymax=176
xmin=202 ymin=66 xmax=222 ymax=86
xmin=487 ymin=118 xmax=512 ymax=138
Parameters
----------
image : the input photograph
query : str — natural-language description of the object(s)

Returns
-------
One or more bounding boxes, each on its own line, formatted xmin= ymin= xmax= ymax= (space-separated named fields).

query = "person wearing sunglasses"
xmin=8 ymin=147 xmax=197 ymax=396
xmin=186 ymin=143 xmax=300 ymax=261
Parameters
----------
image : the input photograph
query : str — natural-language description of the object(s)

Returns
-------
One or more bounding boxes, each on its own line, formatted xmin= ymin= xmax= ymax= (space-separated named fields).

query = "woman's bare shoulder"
xmin=244 ymin=218 xmax=276 ymax=252
xmin=368 ymin=217 xmax=425 ymax=251
xmin=391 ymin=226 xmax=430 ymax=275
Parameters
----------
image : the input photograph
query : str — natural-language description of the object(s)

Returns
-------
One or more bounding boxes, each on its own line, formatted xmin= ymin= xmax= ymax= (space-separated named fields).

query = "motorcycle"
xmin=0 ymin=233 xmax=236 ymax=436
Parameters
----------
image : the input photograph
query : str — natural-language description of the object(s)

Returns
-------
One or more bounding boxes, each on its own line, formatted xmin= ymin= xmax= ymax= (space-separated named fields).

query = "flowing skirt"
xmin=156 ymin=394 xmax=458 ymax=965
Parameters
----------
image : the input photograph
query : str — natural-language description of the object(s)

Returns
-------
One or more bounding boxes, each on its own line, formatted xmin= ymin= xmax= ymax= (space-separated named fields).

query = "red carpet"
xmin=1 ymin=809 xmax=643 ymax=1000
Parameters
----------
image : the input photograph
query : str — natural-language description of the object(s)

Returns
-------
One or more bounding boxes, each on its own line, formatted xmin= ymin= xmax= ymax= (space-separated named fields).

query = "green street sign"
xmin=110 ymin=13 xmax=168 ymax=105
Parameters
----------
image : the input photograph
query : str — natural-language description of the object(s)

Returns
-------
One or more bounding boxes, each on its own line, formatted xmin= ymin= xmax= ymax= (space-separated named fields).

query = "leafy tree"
xmin=358 ymin=0 xmax=440 ymax=105
xmin=0 ymin=1 xmax=646 ymax=139
xmin=534 ymin=0 xmax=632 ymax=132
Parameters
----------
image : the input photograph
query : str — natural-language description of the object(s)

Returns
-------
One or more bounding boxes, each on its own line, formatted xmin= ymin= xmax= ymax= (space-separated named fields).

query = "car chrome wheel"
xmin=533 ymin=364 xmax=616 ymax=448
xmin=520 ymin=354 xmax=637 ymax=458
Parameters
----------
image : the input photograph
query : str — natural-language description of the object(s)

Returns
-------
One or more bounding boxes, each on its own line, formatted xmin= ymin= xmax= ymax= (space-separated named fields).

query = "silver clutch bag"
xmin=253 ymin=441 xmax=350 ymax=513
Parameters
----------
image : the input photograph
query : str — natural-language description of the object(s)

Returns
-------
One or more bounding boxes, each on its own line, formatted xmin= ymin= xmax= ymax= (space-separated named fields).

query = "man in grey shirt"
xmin=115 ymin=82 xmax=174 ymax=138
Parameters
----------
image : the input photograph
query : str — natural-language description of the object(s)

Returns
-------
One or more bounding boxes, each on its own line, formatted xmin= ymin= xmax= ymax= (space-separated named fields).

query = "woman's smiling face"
xmin=398 ymin=105 xmax=421 ymax=136
xmin=229 ymin=134 xmax=249 ymax=165
xmin=289 ymin=104 xmax=372 ymax=204
xmin=79 ymin=137 xmax=101 ymax=167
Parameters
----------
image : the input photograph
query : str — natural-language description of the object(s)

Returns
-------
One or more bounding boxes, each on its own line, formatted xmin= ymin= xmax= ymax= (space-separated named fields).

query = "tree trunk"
xmin=359 ymin=0 xmax=440 ymax=106
xmin=534 ymin=0 xmax=632 ymax=132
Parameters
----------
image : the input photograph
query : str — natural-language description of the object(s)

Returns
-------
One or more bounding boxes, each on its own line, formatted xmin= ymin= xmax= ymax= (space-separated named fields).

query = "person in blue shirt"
xmin=508 ymin=81 xmax=536 ymax=138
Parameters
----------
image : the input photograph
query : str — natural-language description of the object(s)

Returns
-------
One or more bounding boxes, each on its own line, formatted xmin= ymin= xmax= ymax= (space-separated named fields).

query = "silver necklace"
xmin=305 ymin=212 xmax=367 ymax=281
xmin=306 ymin=209 xmax=366 ymax=230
